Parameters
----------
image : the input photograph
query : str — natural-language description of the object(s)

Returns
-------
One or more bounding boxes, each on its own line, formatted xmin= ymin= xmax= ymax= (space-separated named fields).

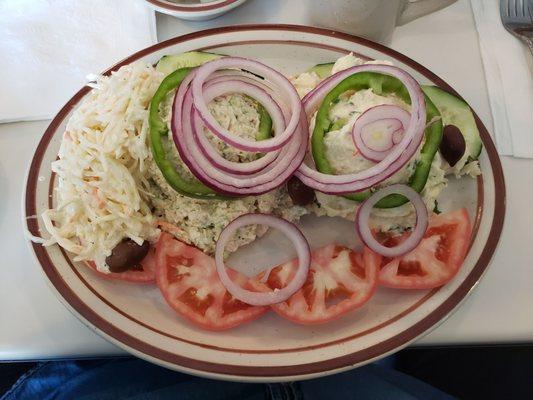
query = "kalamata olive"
xmin=440 ymin=124 xmax=466 ymax=167
xmin=287 ymin=176 xmax=315 ymax=206
xmin=106 ymin=239 xmax=150 ymax=273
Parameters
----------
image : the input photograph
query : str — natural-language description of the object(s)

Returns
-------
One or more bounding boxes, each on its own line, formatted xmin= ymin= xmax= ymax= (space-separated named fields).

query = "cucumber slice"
xmin=306 ymin=62 xmax=334 ymax=79
xmin=422 ymin=85 xmax=482 ymax=160
xmin=156 ymin=51 xmax=222 ymax=75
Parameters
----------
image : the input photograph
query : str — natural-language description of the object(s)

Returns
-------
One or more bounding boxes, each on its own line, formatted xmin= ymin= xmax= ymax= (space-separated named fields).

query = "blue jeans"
xmin=1 ymin=358 xmax=454 ymax=400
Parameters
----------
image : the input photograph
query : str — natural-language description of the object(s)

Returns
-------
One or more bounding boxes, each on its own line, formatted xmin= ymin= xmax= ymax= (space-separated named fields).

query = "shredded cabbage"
xmin=41 ymin=62 xmax=162 ymax=272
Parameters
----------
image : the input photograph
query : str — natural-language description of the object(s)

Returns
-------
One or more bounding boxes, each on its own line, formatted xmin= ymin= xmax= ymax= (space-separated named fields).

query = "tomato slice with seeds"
xmin=155 ymin=233 xmax=268 ymax=331
xmin=251 ymin=245 xmax=380 ymax=325
xmin=86 ymin=247 xmax=156 ymax=284
xmin=379 ymin=208 xmax=472 ymax=289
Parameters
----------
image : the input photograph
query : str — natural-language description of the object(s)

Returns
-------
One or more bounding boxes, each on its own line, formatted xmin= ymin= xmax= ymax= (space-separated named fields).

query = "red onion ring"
xmin=360 ymin=119 xmax=398 ymax=150
xmin=215 ymin=214 xmax=311 ymax=306
xmin=392 ymin=129 xmax=404 ymax=145
xmin=187 ymin=99 xmax=302 ymax=188
xmin=353 ymin=105 xmax=411 ymax=162
xmin=192 ymin=57 xmax=302 ymax=152
xmin=195 ymin=71 xmax=295 ymax=175
xmin=172 ymin=70 xmax=282 ymax=175
xmin=194 ymin=78 xmax=286 ymax=175
xmin=169 ymin=60 xmax=307 ymax=196
xmin=172 ymin=79 xmax=309 ymax=195
xmin=355 ymin=184 xmax=428 ymax=258
xmin=296 ymin=64 xmax=426 ymax=195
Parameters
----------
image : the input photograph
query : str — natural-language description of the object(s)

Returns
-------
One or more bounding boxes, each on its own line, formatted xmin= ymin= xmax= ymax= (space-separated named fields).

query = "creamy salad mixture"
xmin=41 ymin=53 xmax=479 ymax=272
xmin=146 ymin=90 xmax=307 ymax=255
xmin=292 ymin=54 xmax=479 ymax=230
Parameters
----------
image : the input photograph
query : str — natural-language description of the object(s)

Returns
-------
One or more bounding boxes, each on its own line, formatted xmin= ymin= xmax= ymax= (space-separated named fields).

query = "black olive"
xmin=287 ymin=176 xmax=315 ymax=206
xmin=440 ymin=125 xmax=466 ymax=167
xmin=106 ymin=239 xmax=150 ymax=273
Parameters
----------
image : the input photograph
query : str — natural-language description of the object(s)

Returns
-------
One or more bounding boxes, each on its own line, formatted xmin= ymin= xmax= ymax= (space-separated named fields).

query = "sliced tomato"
xmin=86 ymin=246 xmax=156 ymax=284
xmin=155 ymin=233 xmax=268 ymax=331
xmin=251 ymin=245 xmax=380 ymax=325
xmin=379 ymin=208 xmax=472 ymax=289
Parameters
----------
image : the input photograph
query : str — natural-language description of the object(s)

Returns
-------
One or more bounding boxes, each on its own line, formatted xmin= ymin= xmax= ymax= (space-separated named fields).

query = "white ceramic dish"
xmin=145 ymin=0 xmax=247 ymax=21
xmin=25 ymin=25 xmax=505 ymax=382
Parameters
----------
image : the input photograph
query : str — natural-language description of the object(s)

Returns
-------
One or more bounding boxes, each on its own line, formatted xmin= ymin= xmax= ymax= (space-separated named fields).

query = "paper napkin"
xmin=471 ymin=0 xmax=533 ymax=158
xmin=0 ymin=0 xmax=157 ymax=123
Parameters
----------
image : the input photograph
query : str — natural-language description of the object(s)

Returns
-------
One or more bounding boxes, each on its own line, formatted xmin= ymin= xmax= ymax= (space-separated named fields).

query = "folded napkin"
xmin=0 ymin=0 xmax=156 ymax=123
xmin=471 ymin=0 xmax=533 ymax=158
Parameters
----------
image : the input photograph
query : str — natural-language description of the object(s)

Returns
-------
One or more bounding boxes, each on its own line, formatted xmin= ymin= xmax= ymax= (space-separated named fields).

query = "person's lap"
xmin=0 ymin=358 xmax=454 ymax=400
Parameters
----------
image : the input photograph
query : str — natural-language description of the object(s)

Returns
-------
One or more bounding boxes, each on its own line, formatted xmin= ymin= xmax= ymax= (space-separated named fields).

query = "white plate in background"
xmin=145 ymin=0 xmax=247 ymax=21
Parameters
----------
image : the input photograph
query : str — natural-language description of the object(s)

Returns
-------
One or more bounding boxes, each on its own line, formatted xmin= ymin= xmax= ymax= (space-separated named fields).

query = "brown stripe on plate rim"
xmin=194 ymin=39 xmax=372 ymax=60
xmin=62 ymin=246 xmax=441 ymax=354
xmin=145 ymin=0 xmax=239 ymax=12
xmin=24 ymin=24 xmax=506 ymax=378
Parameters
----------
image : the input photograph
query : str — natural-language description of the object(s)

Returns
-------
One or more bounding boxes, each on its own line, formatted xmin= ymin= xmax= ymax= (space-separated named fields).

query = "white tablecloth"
xmin=0 ymin=0 xmax=156 ymax=122
xmin=1 ymin=0 xmax=532 ymax=361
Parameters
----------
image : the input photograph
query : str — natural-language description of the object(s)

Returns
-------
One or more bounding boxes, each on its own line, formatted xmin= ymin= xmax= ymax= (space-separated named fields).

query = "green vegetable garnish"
xmin=149 ymin=67 xmax=272 ymax=200
xmin=311 ymin=72 xmax=443 ymax=208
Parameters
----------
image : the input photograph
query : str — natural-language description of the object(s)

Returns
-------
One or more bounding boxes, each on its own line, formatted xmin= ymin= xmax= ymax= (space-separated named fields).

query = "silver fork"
xmin=500 ymin=0 xmax=533 ymax=56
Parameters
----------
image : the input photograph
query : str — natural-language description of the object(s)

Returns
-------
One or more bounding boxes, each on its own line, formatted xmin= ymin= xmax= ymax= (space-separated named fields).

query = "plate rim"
xmin=24 ymin=24 xmax=506 ymax=380
xmin=145 ymin=0 xmax=241 ymax=12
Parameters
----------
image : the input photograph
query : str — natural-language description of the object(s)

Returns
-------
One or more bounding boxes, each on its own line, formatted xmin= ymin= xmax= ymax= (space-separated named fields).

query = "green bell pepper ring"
xmin=256 ymin=103 xmax=273 ymax=141
xmin=311 ymin=72 xmax=443 ymax=208
xmin=149 ymin=68 xmax=221 ymax=199
xmin=149 ymin=67 xmax=273 ymax=200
